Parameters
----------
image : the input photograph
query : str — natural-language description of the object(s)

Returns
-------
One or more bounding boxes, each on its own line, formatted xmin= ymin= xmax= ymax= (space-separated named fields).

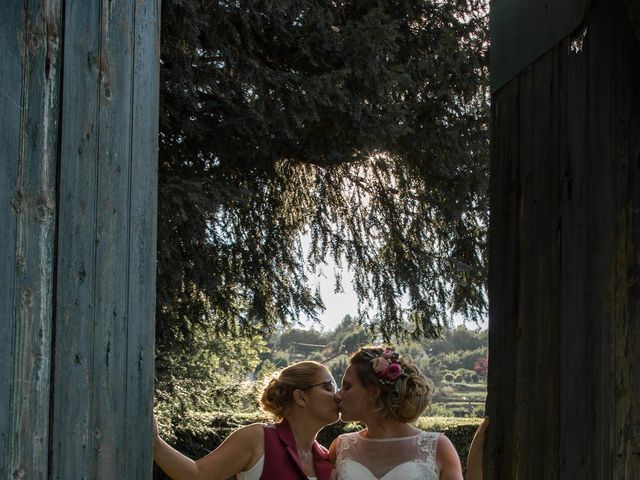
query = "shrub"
xmin=442 ymin=368 xmax=480 ymax=384
xmin=154 ymin=412 xmax=482 ymax=479
xmin=435 ymin=347 xmax=488 ymax=371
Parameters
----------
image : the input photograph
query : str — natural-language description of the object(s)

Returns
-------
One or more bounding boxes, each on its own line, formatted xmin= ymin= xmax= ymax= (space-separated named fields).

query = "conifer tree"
xmin=157 ymin=0 xmax=489 ymax=344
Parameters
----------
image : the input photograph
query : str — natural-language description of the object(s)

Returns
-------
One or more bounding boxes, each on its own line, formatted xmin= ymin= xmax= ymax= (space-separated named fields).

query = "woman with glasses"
xmin=153 ymin=361 xmax=339 ymax=480
xmin=330 ymin=346 xmax=463 ymax=480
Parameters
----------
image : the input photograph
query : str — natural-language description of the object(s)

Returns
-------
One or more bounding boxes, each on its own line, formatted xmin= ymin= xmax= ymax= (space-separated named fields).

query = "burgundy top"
xmin=261 ymin=419 xmax=333 ymax=480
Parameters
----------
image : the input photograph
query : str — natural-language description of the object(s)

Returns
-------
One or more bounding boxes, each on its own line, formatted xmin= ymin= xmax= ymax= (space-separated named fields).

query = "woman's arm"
xmin=153 ymin=433 xmax=199 ymax=479
xmin=466 ymin=417 xmax=489 ymax=480
xmin=153 ymin=416 xmax=262 ymax=480
xmin=436 ymin=434 xmax=463 ymax=480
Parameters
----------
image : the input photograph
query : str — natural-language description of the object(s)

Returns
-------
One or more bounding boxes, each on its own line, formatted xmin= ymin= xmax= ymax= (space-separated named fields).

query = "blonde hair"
xmin=260 ymin=361 xmax=328 ymax=419
xmin=350 ymin=346 xmax=434 ymax=423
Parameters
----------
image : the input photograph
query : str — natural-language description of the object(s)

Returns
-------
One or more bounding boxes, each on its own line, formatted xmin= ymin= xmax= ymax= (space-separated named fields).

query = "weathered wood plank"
xmin=124 ymin=0 xmax=160 ymax=477
xmin=49 ymin=0 xmax=159 ymax=477
xmin=611 ymin=0 xmax=640 ymax=474
xmin=513 ymin=60 xmax=534 ymax=477
xmin=560 ymin=26 xmax=592 ymax=479
xmin=0 ymin=1 xmax=24 ymax=478
xmin=508 ymin=51 xmax=563 ymax=475
xmin=489 ymin=0 xmax=640 ymax=477
xmin=9 ymin=0 xmax=60 ymax=475
xmin=584 ymin=1 xmax=617 ymax=477
xmin=486 ymin=73 xmax=521 ymax=479
xmin=527 ymin=48 xmax=560 ymax=478
xmin=50 ymin=0 xmax=102 ymax=476
xmin=1 ymin=1 xmax=61 ymax=479
xmin=2 ymin=0 xmax=158 ymax=477
xmin=90 ymin=0 xmax=136 ymax=476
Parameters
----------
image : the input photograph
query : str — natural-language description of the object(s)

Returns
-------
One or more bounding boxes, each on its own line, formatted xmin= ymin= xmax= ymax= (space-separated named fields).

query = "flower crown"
xmin=362 ymin=347 xmax=408 ymax=386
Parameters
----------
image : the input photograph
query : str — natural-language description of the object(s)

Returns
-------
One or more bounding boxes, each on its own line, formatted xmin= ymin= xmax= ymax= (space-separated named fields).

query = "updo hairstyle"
xmin=350 ymin=346 xmax=434 ymax=423
xmin=260 ymin=361 xmax=328 ymax=419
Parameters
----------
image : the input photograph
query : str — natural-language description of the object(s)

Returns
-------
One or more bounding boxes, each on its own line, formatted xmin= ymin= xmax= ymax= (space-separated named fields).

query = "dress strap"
xmin=335 ymin=432 xmax=359 ymax=460
xmin=417 ymin=431 xmax=440 ymax=452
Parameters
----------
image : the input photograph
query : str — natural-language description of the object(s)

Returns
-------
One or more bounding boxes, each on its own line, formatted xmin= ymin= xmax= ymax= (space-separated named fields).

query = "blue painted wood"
xmin=2 ymin=0 xmax=158 ymax=478
xmin=50 ymin=0 xmax=102 ymax=476
xmin=90 ymin=0 xmax=136 ymax=475
xmin=125 ymin=0 xmax=160 ymax=477
xmin=0 ymin=2 xmax=23 ymax=478
xmin=0 ymin=1 xmax=61 ymax=479
xmin=49 ymin=0 xmax=159 ymax=478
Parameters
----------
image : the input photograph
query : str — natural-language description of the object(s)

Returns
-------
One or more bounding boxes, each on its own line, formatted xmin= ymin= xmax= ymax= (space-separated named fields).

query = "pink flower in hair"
xmin=383 ymin=363 xmax=402 ymax=380
xmin=382 ymin=349 xmax=394 ymax=359
xmin=362 ymin=347 xmax=406 ymax=385
xmin=371 ymin=357 xmax=390 ymax=373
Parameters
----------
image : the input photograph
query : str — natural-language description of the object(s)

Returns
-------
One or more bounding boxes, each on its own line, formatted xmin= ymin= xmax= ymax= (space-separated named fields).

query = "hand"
xmin=473 ymin=416 xmax=489 ymax=439
xmin=152 ymin=414 xmax=159 ymax=439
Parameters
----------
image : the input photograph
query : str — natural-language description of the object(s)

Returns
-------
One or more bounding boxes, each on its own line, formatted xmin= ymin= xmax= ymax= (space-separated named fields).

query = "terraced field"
xmin=431 ymin=381 xmax=487 ymax=417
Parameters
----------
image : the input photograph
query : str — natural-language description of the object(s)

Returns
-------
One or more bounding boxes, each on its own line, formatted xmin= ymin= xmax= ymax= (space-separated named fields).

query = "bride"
xmin=329 ymin=346 xmax=463 ymax=480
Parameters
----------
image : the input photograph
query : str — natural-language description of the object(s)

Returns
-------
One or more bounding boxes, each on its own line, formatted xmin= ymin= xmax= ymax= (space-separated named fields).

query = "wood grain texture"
xmin=51 ymin=0 xmax=102 ymax=475
xmin=1 ymin=0 xmax=158 ymax=478
xmin=488 ymin=0 xmax=640 ymax=477
xmin=486 ymin=72 xmax=521 ymax=480
xmin=0 ymin=1 xmax=23 ymax=476
xmin=0 ymin=1 xmax=61 ymax=479
xmin=124 ymin=0 xmax=160 ymax=477
xmin=50 ymin=0 xmax=159 ymax=478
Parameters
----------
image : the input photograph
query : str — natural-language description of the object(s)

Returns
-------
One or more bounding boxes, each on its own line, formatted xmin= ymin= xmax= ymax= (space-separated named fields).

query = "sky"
xmin=301 ymin=259 xmax=359 ymax=332
xmin=299 ymin=236 xmax=488 ymax=332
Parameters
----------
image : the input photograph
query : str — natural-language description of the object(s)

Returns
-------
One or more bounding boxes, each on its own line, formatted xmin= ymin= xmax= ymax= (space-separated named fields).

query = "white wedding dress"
xmin=333 ymin=431 xmax=440 ymax=480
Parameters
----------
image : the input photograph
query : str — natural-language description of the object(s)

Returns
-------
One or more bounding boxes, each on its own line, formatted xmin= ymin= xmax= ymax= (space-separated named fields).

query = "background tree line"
xmin=155 ymin=315 xmax=488 ymax=426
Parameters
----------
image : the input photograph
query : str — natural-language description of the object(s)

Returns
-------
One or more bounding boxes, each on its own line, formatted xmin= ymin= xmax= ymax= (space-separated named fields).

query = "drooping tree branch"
xmin=157 ymin=0 xmax=490 ymax=344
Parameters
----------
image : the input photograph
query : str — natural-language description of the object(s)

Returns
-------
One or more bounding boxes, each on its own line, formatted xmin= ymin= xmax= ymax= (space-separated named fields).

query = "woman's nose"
xmin=334 ymin=389 xmax=343 ymax=402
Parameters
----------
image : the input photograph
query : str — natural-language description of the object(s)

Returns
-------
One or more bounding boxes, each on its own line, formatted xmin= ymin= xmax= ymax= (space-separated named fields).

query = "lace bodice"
xmin=333 ymin=431 xmax=440 ymax=480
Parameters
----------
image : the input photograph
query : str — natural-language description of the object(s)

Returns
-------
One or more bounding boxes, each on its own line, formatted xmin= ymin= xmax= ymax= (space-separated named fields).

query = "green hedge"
xmin=154 ymin=412 xmax=482 ymax=479
xmin=416 ymin=416 xmax=483 ymax=468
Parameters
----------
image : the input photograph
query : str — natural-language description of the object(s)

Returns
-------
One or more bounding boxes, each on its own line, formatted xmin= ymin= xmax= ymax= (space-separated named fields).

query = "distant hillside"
xmin=267 ymin=315 xmax=488 ymax=418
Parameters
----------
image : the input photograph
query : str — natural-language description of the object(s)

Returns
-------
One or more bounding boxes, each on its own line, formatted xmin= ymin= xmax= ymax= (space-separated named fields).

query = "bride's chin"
xmin=339 ymin=412 xmax=353 ymax=422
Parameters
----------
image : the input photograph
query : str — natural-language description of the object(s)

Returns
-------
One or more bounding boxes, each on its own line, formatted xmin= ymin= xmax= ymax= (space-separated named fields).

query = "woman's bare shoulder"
xmin=232 ymin=422 xmax=266 ymax=440
xmin=436 ymin=434 xmax=463 ymax=480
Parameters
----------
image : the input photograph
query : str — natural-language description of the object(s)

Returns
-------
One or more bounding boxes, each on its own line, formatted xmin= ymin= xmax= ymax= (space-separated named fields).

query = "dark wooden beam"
xmin=622 ymin=0 xmax=640 ymax=43
xmin=487 ymin=0 xmax=640 ymax=476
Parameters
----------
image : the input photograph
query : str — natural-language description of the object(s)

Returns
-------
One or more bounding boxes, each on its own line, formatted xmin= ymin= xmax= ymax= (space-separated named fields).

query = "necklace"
xmin=298 ymin=446 xmax=311 ymax=459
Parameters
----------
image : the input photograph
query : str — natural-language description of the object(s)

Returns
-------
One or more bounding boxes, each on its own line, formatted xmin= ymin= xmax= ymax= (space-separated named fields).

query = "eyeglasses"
xmin=301 ymin=380 xmax=338 ymax=394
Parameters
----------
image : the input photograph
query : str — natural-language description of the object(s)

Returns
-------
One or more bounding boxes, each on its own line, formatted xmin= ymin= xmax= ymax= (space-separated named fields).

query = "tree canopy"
xmin=157 ymin=0 xmax=489 ymax=345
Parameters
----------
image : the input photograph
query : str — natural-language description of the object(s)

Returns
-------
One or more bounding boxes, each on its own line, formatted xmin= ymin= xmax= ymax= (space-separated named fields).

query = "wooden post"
xmin=487 ymin=0 xmax=640 ymax=477
xmin=0 ymin=0 xmax=159 ymax=478
xmin=0 ymin=2 xmax=61 ymax=478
